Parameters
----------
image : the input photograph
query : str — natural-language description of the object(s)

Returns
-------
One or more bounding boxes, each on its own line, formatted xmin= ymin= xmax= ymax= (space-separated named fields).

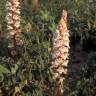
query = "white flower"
xmin=7 ymin=13 xmax=12 ymax=17
xmin=57 ymin=67 xmax=67 ymax=74
xmin=6 ymin=1 xmax=12 ymax=7
xmin=62 ymin=60 xmax=69 ymax=67
xmin=13 ymin=15 xmax=20 ymax=20
xmin=14 ymin=1 xmax=20 ymax=7
xmin=7 ymin=20 xmax=13 ymax=24
xmin=10 ymin=31 xmax=16 ymax=35
xmin=6 ymin=16 xmax=11 ymax=21
xmin=15 ymin=9 xmax=20 ymax=14
xmin=53 ymin=73 xmax=60 ymax=79
xmin=56 ymin=67 xmax=63 ymax=74
xmin=14 ymin=21 xmax=20 ymax=28
xmin=7 ymin=25 xmax=13 ymax=30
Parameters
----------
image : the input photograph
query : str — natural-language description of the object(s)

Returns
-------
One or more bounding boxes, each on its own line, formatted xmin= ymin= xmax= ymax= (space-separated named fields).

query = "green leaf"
xmin=0 ymin=74 xmax=4 ymax=82
xmin=28 ymin=72 xmax=32 ymax=80
xmin=11 ymin=64 xmax=18 ymax=74
xmin=0 ymin=65 xmax=10 ymax=74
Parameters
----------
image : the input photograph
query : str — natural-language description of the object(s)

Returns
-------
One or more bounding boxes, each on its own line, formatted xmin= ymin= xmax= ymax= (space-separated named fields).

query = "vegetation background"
xmin=0 ymin=0 xmax=96 ymax=96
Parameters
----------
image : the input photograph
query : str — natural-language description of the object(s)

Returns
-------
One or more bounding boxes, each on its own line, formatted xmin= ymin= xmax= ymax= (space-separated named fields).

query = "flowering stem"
xmin=6 ymin=0 xmax=21 ymax=56
xmin=52 ymin=10 xmax=69 ymax=96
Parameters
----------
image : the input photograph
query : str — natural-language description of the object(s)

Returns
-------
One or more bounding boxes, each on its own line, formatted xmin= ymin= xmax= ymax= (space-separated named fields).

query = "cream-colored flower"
xmin=7 ymin=25 xmax=13 ymax=30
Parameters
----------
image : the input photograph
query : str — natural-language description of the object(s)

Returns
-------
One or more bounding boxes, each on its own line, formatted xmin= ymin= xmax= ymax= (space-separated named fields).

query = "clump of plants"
xmin=0 ymin=0 xmax=96 ymax=96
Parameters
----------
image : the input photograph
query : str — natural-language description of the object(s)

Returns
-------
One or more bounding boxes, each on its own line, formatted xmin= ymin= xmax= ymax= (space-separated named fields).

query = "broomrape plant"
xmin=52 ymin=10 xmax=70 ymax=96
xmin=6 ymin=0 xmax=21 ymax=56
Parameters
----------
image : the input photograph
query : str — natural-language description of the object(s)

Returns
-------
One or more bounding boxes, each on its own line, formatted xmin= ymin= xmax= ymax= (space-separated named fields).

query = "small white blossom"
xmin=13 ymin=15 xmax=20 ymax=20
xmin=10 ymin=31 xmax=16 ymax=35
xmin=7 ymin=25 xmax=13 ymax=30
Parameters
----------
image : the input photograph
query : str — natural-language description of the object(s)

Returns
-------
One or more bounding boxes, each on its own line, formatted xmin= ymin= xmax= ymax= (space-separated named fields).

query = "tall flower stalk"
xmin=6 ymin=0 xmax=21 ymax=56
xmin=52 ymin=10 xmax=69 ymax=96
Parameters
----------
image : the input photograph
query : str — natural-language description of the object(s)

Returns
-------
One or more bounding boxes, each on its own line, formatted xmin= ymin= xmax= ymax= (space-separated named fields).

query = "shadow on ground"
xmin=63 ymin=43 xmax=89 ymax=95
